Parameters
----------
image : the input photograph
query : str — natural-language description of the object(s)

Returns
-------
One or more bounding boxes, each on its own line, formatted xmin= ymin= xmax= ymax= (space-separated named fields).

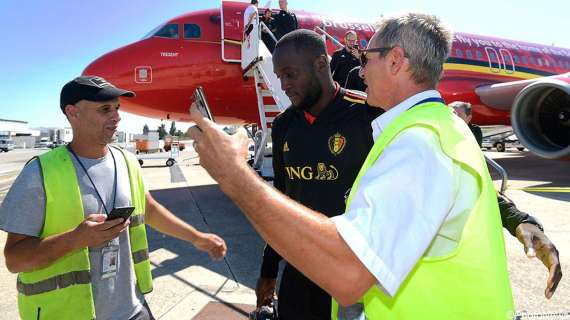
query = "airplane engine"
xmin=511 ymin=75 xmax=570 ymax=159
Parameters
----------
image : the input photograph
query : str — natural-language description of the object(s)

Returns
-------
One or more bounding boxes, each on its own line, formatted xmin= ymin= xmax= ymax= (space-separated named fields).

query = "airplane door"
xmin=484 ymin=47 xmax=502 ymax=73
xmin=499 ymin=49 xmax=515 ymax=74
xmin=221 ymin=1 xmax=247 ymax=63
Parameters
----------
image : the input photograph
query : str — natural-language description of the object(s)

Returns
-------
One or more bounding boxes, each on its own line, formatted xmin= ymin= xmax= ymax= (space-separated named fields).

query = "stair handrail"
xmin=314 ymin=26 xmax=345 ymax=48
xmin=484 ymin=155 xmax=509 ymax=194
xmin=260 ymin=21 xmax=278 ymax=45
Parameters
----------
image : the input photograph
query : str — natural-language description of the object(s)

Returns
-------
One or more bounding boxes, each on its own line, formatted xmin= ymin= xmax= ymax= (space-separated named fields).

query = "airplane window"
xmin=455 ymin=49 xmax=463 ymax=57
xmin=522 ymin=56 xmax=528 ymax=65
xmin=537 ymin=58 xmax=543 ymax=66
xmin=513 ymin=55 xmax=520 ymax=63
xmin=504 ymin=55 xmax=512 ymax=64
xmin=476 ymin=51 xmax=483 ymax=59
xmin=530 ymin=56 xmax=535 ymax=65
xmin=544 ymin=59 xmax=549 ymax=67
xmin=154 ymin=24 xmax=179 ymax=39
xmin=466 ymin=50 xmax=473 ymax=59
xmin=489 ymin=52 xmax=497 ymax=61
xmin=184 ymin=24 xmax=201 ymax=38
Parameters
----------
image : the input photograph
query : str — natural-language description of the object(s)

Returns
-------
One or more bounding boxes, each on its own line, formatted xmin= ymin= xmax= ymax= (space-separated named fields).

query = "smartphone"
xmin=107 ymin=206 xmax=135 ymax=221
xmin=192 ymin=86 xmax=215 ymax=122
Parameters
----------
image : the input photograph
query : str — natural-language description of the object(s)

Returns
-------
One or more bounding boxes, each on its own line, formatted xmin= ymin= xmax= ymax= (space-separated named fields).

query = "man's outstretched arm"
xmin=188 ymin=116 xmax=375 ymax=306
xmin=145 ymin=192 xmax=227 ymax=260
xmin=498 ymin=194 xmax=562 ymax=298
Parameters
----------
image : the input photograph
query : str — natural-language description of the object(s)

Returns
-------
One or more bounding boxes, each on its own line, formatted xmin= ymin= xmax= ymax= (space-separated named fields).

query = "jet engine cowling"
xmin=511 ymin=74 xmax=570 ymax=159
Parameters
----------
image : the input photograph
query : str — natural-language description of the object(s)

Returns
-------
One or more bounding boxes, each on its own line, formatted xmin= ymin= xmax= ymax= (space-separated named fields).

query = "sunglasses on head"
xmin=360 ymin=47 xmax=394 ymax=67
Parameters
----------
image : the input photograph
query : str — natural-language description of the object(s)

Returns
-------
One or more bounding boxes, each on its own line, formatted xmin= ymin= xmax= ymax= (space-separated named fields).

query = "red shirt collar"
xmin=303 ymin=83 xmax=341 ymax=125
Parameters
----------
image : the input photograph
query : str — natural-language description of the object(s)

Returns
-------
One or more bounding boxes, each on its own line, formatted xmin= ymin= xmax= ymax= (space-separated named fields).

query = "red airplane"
xmin=83 ymin=1 xmax=570 ymax=159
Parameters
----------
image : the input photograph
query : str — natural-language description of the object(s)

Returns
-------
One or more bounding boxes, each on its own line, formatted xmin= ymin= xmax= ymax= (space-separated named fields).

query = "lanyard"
xmin=409 ymin=97 xmax=445 ymax=109
xmin=67 ymin=145 xmax=118 ymax=214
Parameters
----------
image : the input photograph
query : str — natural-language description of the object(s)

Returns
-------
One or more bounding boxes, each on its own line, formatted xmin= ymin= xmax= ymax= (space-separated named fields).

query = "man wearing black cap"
xmin=0 ymin=76 xmax=227 ymax=320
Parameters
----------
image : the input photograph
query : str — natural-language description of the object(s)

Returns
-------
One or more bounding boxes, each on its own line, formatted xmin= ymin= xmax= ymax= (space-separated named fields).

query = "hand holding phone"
xmin=350 ymin=46 xmax=361 ymax=58
xmin=106 ymin=206 xmax=135 ymax=221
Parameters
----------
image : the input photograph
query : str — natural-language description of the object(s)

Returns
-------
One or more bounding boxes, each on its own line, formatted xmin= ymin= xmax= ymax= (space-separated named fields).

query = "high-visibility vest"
xmin=17 ymin=146 xmax=152 ymax=320
xmin=332 ymin=102 xmax=514 ymax=319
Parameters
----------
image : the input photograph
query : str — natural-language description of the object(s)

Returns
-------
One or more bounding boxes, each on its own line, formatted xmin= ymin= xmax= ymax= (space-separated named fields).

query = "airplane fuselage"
xmin=83 ymin=3 xmax=570 ymax=158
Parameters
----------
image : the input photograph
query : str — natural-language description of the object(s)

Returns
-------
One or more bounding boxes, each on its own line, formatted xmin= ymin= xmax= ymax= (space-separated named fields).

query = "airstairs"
xmin=240 ymin=10 xmax=291 ymax=179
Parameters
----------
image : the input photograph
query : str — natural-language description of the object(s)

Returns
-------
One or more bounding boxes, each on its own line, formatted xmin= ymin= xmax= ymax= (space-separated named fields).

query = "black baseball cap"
xmin=60 ymin=75 xmax=135 ymax=114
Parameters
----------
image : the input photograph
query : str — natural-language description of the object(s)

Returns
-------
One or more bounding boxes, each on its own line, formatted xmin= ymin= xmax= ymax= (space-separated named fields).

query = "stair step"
xmin=262 ymin=104 xmax=280 ymax=113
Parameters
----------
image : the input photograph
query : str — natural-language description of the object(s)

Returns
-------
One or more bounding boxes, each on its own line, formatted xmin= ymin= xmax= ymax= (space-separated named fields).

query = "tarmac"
xmin=0 ymin=146 xmax=568 ymax=319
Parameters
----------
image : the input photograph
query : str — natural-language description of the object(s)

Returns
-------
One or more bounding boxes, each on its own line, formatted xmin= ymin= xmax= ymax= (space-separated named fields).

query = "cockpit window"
xmin=142 ymin=23 xmax=164 ymax=39
xmin=153 ymin=24 xmax=179 ymax=39
xmin=184 ymin=24 xmax=201 ymax=39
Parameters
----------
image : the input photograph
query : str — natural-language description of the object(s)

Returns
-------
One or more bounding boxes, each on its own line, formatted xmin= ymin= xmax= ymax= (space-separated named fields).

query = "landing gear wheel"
xmin=138 ymin=159 xmax=144 ymax=166
xmin=517 ymin=147 xmax=525 ymax=151
xmin=495 ymin=142 xmax=506 ymax=152
xmin=166 ymin=158 xmax=175 ymax=167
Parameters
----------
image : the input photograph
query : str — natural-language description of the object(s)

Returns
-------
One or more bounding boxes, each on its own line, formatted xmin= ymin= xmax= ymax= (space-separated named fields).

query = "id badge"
xmin=101 ymin=245 xmax=119 ymax=279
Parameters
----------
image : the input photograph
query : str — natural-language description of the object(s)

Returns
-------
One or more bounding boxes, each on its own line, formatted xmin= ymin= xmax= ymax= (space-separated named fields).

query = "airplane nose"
xmin=83 ymin=51 xmax=126 ymax=86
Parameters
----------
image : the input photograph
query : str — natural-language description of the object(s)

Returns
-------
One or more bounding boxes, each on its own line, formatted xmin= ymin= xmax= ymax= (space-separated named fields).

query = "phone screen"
xmin=107 ymin=206 xmax=135 ymax=221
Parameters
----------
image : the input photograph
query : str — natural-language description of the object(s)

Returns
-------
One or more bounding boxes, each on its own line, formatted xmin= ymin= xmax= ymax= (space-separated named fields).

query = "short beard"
xmin=294 ymin=76 xmax=322 ymax=111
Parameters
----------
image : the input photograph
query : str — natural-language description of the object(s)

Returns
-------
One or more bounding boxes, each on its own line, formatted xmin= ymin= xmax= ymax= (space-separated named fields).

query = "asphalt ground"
xmin=0 ymin=147 xmax=568 ymax=319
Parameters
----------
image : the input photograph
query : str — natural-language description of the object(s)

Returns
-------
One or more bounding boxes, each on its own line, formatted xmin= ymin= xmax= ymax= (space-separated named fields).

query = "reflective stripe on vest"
xmin=130 ymin=214 xmax=145 ymax=228
xmin=17 ymin=270 xmax=91 ymax=296
xmin=132 ymin=249 xmax=150 ymax=264
xmin=17 ymin=146 xmax=152 ymax=320
xmin=332 ymin=102 xmax=514 ymax=320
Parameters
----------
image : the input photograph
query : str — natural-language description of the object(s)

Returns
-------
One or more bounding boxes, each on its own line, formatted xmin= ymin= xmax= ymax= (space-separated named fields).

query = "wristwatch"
xmin=522 ymin=216 xmax=544 ymax=232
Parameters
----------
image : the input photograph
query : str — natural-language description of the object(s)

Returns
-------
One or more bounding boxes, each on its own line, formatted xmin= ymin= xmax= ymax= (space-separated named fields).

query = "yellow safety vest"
xmin=17 ymin=146 xmax=152 ymax=320
xmin=332 ymin=102 xmax=514 ymax=319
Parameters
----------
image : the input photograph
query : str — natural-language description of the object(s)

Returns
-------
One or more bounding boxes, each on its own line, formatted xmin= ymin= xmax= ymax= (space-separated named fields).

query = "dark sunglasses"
xmin=360 ymin=47 xmax=394 ymax=67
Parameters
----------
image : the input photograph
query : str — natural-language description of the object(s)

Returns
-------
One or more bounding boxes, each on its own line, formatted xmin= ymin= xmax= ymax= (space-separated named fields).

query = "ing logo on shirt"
xmin=284 ymin=163 xmax=338 ymax=181
xmin=328 ymin=133 xmax=346 ymax=156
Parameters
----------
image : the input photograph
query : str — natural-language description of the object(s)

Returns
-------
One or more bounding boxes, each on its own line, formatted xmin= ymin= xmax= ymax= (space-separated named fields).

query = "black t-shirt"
xmin=469 ymin=123 xmax=483 ymax=147
xmin=272 ymin=10 xmax=298 ymax=40
xmin=330 ymin=48 xmax=361 ymax=88
xmin=345 ymin=66 xmax=367 ymax=92
xmin=260 ymin=87 xmax=383 ymax=318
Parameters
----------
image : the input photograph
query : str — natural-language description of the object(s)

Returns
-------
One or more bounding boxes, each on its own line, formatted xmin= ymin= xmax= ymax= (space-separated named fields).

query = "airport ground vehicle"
xmin=136 ymin=142 xmax=179 ymax=167
xmin=0 ymin=138 xmax=15 ymax=152
xmin=35 ymin=137 xmax=53 ymax=149
xmin=483 ymin=134 xmax=525 ymax=152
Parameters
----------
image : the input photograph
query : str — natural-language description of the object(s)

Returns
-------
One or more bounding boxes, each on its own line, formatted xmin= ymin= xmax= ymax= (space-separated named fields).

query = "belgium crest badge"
xmin=328 ymin=133 xmax=346 ymax=156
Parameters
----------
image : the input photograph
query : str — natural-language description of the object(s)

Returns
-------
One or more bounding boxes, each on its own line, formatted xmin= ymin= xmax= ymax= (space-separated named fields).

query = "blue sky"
xmin=0 ymin=0 xmax=568 ymax=133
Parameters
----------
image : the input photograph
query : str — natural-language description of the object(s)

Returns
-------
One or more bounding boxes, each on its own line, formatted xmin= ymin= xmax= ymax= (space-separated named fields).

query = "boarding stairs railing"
xmin=241 ymin=14 xmax=290 ymax=179
xmin=314 ymin=26 xmax=345 ymax=49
